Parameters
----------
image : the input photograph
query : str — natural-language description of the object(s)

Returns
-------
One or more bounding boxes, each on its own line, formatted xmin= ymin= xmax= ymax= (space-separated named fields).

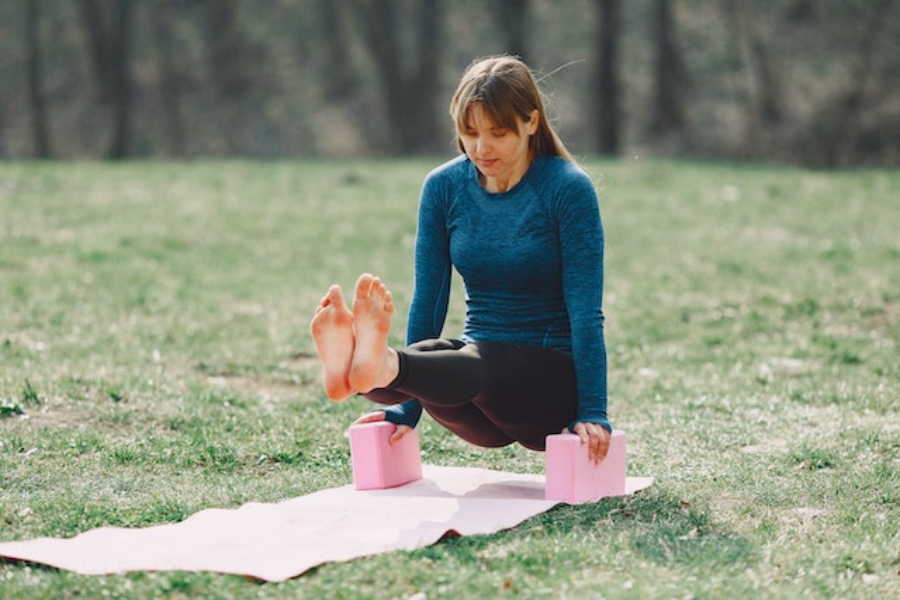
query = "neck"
xmin=482 ymin=175 xmax=518 ymax=194
xmin=481 ymin=153 xmax=534 ymax=193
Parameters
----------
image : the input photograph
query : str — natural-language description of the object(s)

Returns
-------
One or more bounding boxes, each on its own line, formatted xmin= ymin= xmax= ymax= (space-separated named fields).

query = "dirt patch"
xmin=867 ymin=301 xmax=900 ymax=336
xmin=202 ymin=353 xmax=321 ymax=401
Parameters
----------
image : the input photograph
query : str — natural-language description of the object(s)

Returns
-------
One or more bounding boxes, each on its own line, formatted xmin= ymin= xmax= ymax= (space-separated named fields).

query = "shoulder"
xmin=539 ymin=156 xmax=596 ymax=190
xmin=532 ymin=156 xmax=598 ymax=208
xmin=423 ymin=154 xmax=470 ymax=189
xmin=418 ymin=155 xmax=469 ymax=217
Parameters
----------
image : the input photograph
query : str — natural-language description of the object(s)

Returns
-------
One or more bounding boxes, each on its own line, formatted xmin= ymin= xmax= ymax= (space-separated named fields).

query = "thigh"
xmin=362 ymin=338 xmax=470 ymax=406
xmin=369 ymin=338 xmax=514 ymax=447
xmin=425 ymin=404 xmax=515 ymax=448
xmin=390 ymin=339 xmax=487 ymax=406
xmin=474 ymin=341 xmax=579 ymax=451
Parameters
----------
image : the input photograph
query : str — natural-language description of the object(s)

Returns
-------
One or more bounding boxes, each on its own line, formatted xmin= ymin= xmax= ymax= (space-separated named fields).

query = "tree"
xmin=108 ymin=0 xmax=135 ymax=159
xmin=595 ymin=0 xmax=621 ymax=155
xmin=810 ymin=0 xmax=899 ymax=166
xmin=25 ymin=0 xmax=51 ymax=158
xmin=347 ymin=0 xmax=443 ymax=154
xmin=492 ymin=0 xmax=531 ymax=60
xmin=78 ymin=0 xmax=115 ymax=102
xmin=77 ymin=0 xmax=135 ymax=158
xmin=203 ymin=0 xmax=258 ymax=97
xmin=723 ymin=0 xmax=783 ymax=156
xmin=650 ymin=0 xmax=687 ymax=137
xmin=318 ymin=0 xmax=355 ymax=100
xmin=149 ymin=0 xmax=188 ymax=157
xmin=1 ymin=0 xmax=898 ymax=164
xmin=201 ymin=0 xmax=269 ymax=154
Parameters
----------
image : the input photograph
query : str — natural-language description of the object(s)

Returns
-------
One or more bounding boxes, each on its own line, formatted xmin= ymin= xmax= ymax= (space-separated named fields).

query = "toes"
xmin=369 ymin=276 xmax=390 ymax=302
xmin=327 ymin=284 xmax=348 ymax=310
xmin=355 ymin=273 xmax=375 ymax=299
xmin=353 ymin=273 xmax=393 ymax=311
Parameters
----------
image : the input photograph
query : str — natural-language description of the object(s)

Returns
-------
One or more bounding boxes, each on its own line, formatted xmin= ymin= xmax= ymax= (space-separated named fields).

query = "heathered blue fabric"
xmin=384 ymin=153 xmax=610 ymax=433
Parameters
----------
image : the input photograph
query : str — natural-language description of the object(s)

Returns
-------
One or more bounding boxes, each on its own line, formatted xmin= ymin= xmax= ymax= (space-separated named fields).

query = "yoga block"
xmin=349 ymin=421 xmax=423 ymax=490
xmin=545 ymin=430 xmax=627 ymax=503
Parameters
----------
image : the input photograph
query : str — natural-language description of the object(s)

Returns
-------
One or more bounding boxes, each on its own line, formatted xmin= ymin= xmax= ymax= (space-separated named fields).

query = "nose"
xmin=475 ymin=136 xmax=492 ymax=156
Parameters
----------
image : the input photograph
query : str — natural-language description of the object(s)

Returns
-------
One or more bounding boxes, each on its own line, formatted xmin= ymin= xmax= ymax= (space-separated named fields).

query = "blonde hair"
xmin=449 ymin=56 xmax=574 ymax=162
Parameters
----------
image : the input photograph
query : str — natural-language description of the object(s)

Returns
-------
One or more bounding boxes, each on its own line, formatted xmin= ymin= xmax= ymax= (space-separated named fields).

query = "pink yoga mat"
xmin=0 ymin=466 xmax=653 ymax=582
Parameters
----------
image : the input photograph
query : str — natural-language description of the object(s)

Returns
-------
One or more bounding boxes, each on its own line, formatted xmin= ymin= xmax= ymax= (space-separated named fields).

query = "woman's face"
xmin=460 ymin=103 xmax=538 ymax=193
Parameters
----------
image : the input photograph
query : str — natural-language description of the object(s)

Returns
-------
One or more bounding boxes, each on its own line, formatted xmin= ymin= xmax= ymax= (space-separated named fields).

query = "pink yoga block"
xmin=545 ymin=430 xmax=627 ymax=503
xmin=349 ymin=421 xmax=423 ymax=490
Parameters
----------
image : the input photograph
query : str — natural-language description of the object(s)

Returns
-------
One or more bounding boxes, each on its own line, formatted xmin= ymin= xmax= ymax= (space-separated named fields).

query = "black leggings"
xmin=363 ymin=339 xmax=578 ymax=451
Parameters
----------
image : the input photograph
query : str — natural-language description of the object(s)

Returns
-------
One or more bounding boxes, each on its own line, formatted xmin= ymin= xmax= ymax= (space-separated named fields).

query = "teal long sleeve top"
xmin=382 ymin=154 xmax=610 ymax=433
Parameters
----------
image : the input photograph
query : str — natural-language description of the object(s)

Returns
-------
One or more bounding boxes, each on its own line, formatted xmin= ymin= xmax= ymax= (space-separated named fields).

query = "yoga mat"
xmin=0 ymin=466 xmax=653 ymax=582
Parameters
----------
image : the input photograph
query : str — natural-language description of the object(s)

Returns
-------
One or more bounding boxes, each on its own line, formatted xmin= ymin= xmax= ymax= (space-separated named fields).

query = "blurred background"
xmin=2 ymin=0 xmax=899 ymax=166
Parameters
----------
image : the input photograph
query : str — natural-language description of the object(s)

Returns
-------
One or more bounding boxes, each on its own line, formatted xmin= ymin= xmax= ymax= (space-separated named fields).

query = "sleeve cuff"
xmin=567 ymin=418 xmax=613 ymax=435
xmin=379 ymin=400 xmax=423 ymax=429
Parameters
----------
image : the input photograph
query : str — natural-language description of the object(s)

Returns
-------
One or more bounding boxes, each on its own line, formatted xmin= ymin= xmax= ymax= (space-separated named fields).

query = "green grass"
xmin=1 ymin=158 xmax=898 ymax=599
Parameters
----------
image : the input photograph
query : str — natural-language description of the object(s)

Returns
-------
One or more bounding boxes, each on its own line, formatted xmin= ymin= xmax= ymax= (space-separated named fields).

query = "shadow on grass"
xmin=526 ymin=489 xmax=756 ymax=570
xmin=623 ymin=491 xmax=756 ymax=569
xmin=408 ymin=487 xmax=756 ymax=572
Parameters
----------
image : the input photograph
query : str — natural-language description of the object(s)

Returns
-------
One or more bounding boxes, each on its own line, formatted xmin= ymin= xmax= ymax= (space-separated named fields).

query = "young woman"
xmin=310 ymin=56 xmax=611 ymax=462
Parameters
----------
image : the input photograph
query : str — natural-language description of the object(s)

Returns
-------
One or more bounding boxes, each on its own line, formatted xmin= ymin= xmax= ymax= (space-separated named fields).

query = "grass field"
xmin=1 ymin=158 xmax=898 ymax=599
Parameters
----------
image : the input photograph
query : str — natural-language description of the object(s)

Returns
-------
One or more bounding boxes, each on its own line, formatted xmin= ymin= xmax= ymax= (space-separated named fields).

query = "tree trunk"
xmin=493 ymin=0 xmax=530 ymax=60
xmin=827 ymin=0 xmax=895 ymax=166
xmin=319 ymin=0 xmax=354 ymax=100
xmin=76 ymin=0 xmax=135 ymax=158
xmin=77 ymin=0 xmax=114 ymax=102
xmin=205 ymin=0 xmax=250 ymax=96
xmin=350 ymin=0 xmax=443 ymax=154
xmin=650 ymin=0 xmax=686 ymax=136
xmin=412 ymin=0 xmax=442 ymax=150
xmin=356 ymin=0 xmax=405 ymax=152
xmin=785 ymin=0 xmax=816 ymax=23
xmin=108 ymin=0 xmax=134 ymax=159
xmin=150 ymin=0 xmax=187 ymax=157
xmin=595 ymin=0 xmax=621 ymax=155
xmin=25 ymin=0 xmax=52 ymax=158
xmin=724 ymin=1 xmax=783 ymax=134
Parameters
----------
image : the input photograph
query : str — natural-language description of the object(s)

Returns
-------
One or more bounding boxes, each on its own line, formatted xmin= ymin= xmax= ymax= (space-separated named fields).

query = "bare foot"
xmin=309 ymin=284 xmax=355 ymax=401
xmin=349 ymin=273 xmax=397 ymax=393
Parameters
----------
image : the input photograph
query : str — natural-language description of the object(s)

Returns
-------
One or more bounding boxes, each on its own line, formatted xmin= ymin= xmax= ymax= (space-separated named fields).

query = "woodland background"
xmin=3 ymin=0 xmax=900 ymax=167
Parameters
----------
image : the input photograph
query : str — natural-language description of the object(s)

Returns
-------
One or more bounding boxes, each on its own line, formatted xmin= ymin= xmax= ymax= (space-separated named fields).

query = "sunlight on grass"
xmin=1 ymin=158 xmax=898 ymax=598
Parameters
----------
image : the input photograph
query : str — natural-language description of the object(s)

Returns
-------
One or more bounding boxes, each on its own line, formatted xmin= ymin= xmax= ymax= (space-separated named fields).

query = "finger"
xmin=389 ymin=425 xmax=412 ymax=445
xmin=597 ymin=432 xmax=610 ymax=462
xmin=591 ymin=429 xmax=611 ymax=464
xmin=577 ymin=424 xmax=590 ymax=445
xmin=353 ymin=410 xmax=387 ymax=425
xmin=588 ymin=429 xmax=601 ymax=463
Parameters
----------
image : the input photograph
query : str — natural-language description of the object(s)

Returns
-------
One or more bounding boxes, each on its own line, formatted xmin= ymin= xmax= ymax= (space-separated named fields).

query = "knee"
xmin=407 ymin=338 xmax=465 ymax=352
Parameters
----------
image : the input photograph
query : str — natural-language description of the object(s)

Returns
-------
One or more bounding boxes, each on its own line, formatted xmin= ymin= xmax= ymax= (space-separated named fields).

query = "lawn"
xmin=1 ymin=158 xmax=898 ymax=599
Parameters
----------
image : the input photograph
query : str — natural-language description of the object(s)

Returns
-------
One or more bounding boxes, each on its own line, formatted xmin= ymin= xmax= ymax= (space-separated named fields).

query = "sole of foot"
xmin=349 ymin=273 xmax=394 ymax=393
xmin=310 ymin=284 xmax=355 ymax=401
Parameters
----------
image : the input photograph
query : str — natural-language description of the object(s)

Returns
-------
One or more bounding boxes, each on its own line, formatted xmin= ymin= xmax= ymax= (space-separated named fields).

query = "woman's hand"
xmin=564 ymin=421 xmax=611 ymax=464
xmin=353 ymin=410 xmax=413 ymax=446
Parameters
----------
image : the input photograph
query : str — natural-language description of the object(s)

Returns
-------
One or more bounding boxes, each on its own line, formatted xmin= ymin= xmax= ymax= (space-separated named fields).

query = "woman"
xmin=310 ymin=56 xmax=611 ymax=462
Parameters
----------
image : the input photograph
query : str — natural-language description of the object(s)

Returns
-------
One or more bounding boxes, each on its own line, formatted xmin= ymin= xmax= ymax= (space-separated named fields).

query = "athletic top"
xmin=385 ymin=153 xmax=610 ymax=433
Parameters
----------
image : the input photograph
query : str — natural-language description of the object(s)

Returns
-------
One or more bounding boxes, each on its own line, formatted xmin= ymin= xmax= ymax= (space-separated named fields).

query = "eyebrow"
xmin=463 ymin=121 xmax=507 ymax=132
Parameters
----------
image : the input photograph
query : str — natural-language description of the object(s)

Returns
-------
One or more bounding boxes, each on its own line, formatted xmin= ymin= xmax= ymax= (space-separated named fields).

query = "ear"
xmin=525 ymin=110 xmax=539 ymax=136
